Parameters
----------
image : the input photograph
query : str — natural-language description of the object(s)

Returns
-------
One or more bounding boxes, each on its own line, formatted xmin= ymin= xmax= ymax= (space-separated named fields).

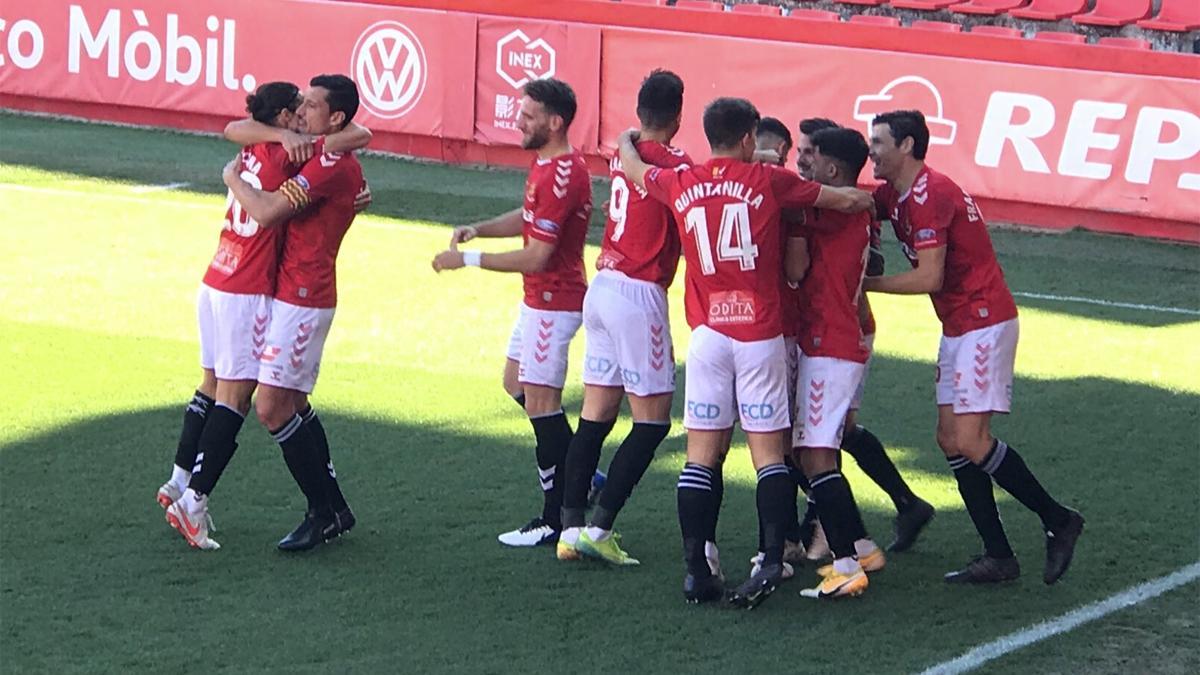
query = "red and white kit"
xmin=198 ymin=142 xmax=297 ymax=381
xmin=505 ymin=150 xmax=592 ymax=388
xmin=583 ymin=141 xmax=690 ymax=397
xmin=645 ymin=158 xmax=822 ymax=432
xmin=793 ymin=208 xmax=872 ymax=449
xmin=257 ymin=143 xmax=363 ymax=393
xmin=874 ymin=166 xmax=1019 ymax=414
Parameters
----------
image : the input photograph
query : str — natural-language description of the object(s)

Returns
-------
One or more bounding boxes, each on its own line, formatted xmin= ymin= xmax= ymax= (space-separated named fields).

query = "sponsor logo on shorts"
xmin=707 ymin=290 xmax=757 ymax=326
xmin=586 ymin=356 xmax=615 ymax=375
xmin=739 ymin=403 xmax=775 ymax=420
xmin=686 ymin=400 xmax=721 ymax=420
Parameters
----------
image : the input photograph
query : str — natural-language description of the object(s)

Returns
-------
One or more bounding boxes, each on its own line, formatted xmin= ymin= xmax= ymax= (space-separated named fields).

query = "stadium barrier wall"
xmin=1 ymin=0 xmax=1197 ymax=241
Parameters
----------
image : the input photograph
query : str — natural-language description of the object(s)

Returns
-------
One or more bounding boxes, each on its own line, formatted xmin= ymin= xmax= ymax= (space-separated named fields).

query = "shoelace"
xmin=518 ymin=518 xmax=547 ymax=533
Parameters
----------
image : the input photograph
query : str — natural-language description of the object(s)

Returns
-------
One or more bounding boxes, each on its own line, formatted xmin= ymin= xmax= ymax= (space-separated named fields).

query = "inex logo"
xmin=351 ymin=21 xmax=427 ymax=119
xmin=496 ymin=29 xmax=556 ymax=90
xmin=853 ymin=76 xmax=957 ymax=146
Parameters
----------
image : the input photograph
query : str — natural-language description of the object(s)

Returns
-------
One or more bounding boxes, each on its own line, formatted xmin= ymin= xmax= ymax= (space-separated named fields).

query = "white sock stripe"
xmin=302 ymin=407 xmax=317 ymax=422
xmin=809 ymin=472 xmax=843 ymax=489
xmin=982 ymin=441 xmax=1009 ymax=475
xmin=214 ymin=402 xmax=245 ymax=419
xmin=677 ymin=479 xmax=713 ymax=491
xmin=947 ymin=456 xmax=971 ymax=470
xmin=528 ymin=409 xmax=566 ymax=420
xmin=272 ymin=414 xmax=303 ymax=442
xmin=756 ymin=463 xmax=790 ymax=481
xmin=682 ymin=463 xmax=714 ymax=477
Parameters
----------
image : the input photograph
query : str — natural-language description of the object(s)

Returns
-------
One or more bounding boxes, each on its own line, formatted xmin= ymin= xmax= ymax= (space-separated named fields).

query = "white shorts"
xmin=794 ymin=351 xmax=866 ymax=449
xmin=581 ymin=270 xmax=675 ymax=397
xmin=505 ymin=302 xmax=583 ymax=389
xmin=683 ymin=325 xmax=790 ymax=433
xmin=936 ymin=318 xmax=1018 ymax=414
xmin=196 ymin=284 xmax=272 ymax=381
xmin=256 ymin=299 xmax=336 ymax=393
xmin=850 ymin=333 xmax=876 ymax=411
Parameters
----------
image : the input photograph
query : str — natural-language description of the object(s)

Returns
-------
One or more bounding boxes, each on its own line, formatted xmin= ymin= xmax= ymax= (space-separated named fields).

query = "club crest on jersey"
xmin=534 ymin=218 xmax=560 ymax=234
xmin=708 ymin=290 xmax=757 ymax=325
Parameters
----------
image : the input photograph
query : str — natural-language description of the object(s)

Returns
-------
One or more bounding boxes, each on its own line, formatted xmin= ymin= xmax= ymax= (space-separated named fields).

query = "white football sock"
xmin=559 ymin=527 xmax=581 ymax=545
xmin=854 ymin=538 xmax=879 ymax=558
xmin=833 ymin=556 xmax=862 ymax=576
xmin=170 ymin=465 xmax=191 ymax=492
xmin=584 ymin=526 xmax=610 ymax=542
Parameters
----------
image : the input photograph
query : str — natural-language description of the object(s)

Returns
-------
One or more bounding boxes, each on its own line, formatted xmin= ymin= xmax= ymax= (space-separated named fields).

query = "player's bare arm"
xmin=449 ymin=208 xmax=524 ymax=247
xmin=615 ymin=129 xmax=651 ymax=190
xmin=785 ymin=235 xmax=810 ymax=283
xmin=864 ymin=246 xmax=945 ymax=294
xmin=431 ymin=237 xmax=554 ymax=274
xmin=813 ymin=185 xmax=875 ymax=214
xmin=222 ymin=158 xmax=296 ymax=229
xmin=223 ymin=119 xmax=372 ymax=162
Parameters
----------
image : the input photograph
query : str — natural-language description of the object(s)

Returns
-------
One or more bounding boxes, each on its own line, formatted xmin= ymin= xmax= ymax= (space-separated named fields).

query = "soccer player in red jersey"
xmin=618 ymin=97 xmax=874 ymax=607
xmin=207 ymin=75 xmax=368 ymax=552
xmin=555 ymin=70 xmax=691 ymax=566
xmin=789 ymin=127 xmax=886 ymax=599
xmin=160 ymin=81 xmax=370 ymax=550
xmin=865 ymin=110 xmax=1084 ymax=585
xmin=431 ymin=78 xmax=593 ymax=548
xmin=793 ymin=118 xmax=936 ymax=562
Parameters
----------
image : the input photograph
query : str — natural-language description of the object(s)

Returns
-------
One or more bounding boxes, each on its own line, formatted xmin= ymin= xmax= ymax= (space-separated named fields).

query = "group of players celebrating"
xmin=158 ymin=66 xmax=1084 ymax=610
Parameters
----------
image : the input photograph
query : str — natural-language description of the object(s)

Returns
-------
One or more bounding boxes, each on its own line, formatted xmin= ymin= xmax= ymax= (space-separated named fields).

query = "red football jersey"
xmin=796 ymin=209 xmax=872 ymax=364
xmin=522 ymin=150 xmax=592 ymax=311
xmin=596 ymin=141 xmax=691 ymax=288
xmin=645 ymin=158 xmax=823 ymax=342
xmin=874 ymin=166 xmax=1017 ymax=337
xmin=779 ymin=210 xmax=806 ymax=339
xmin=203 ymin=142 xmax=297 ymax=295
xmin=274 ymin=142 xmax=363 ymax=308
xmin=860 ymin=219 xmax=881 ymax=337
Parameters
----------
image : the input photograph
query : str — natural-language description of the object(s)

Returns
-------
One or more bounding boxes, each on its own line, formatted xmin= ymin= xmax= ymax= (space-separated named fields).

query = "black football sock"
xmin=273 ymin=414 xmax=330 ymax=515
xmin=979 ymin=440 xmax=1072 ymax=532
xmin=677 ymin=462 xmax=716 ymax=577
xmin=798 ymin=497 xmax=819 ymax=549
xmin=531 ymin=411 xmax=572 ymax=530
xmin=187 ymin=403 xmax=245 ymax=496
xmin=301 ymin=405 xmax=348 ymax=513
xmin=949 ymin=455 xmax=1015 ymax=559
xmin=560 ymin=418 xmax=615 ymax=529
xmin=755 ymin=464 xmax=794 ymax=567
xmin=843 ymin=424 xmax=918 ymax=512
xmin=173 ymin=390 xmax=214 ymax=473
xmin=707 ymin=461 xmax=725 ymax=543
xmin=808 ymin=470 xmax=861 ymax=561
xmin=592 ymin=421 xmax=670 ymax=531
xmin=782 ymin=455 xmax=804 ymax=543
xmin=845 ymin=480 xmax=870 ymax=541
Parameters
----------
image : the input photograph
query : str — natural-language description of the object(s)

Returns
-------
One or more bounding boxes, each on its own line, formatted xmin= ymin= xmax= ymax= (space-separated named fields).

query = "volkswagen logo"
xmin=351 ymin=21 xmax=427 ymax=119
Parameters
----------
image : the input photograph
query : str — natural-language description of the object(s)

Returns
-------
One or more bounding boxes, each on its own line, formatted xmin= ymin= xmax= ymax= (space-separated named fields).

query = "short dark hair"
xmin=636 ymin=69 xmax=684 ymax=130
xmin=310 ymin=74 xmax=359 ymax=130
xmin=798 ymin=117 xmax=838 ymax=139
xmin=524 ymin=78 xmax=578 ymax=128
xmin=245 ymin=81 xmax=300 ymax=124
xmin=756 ymin=117 xmax=792 ymax=147
xmin=702 ymin=97 xmax=760 ymax=150
xmin=811 ymin=127 xmax=869 ymax=180
xmin=872 ymin=110 xmax=930 ymax=160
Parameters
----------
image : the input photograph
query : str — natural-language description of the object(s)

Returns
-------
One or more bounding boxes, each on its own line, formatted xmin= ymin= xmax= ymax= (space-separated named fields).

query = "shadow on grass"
xmin=1 ymin=352 xmax=1196 ymax=673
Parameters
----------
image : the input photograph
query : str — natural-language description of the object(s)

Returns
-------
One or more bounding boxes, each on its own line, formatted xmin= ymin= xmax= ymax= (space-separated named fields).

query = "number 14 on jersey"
xmin=685 ymin=202 xmax=758 ymax=275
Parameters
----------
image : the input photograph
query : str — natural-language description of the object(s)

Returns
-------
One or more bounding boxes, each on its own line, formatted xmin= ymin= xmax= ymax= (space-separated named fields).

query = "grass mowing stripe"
xmin=1012 ymin=291 xmax=1200 ymax=316
xmin=919 ymin=562 xmax=1200 ymax=675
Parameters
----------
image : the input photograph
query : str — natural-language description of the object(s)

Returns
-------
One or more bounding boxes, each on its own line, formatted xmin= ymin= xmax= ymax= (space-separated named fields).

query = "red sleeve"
xmin=908 ymin=185 xmax=954 ymax=251
xmin=643 ymin=166 xmax=679 ymax=206
xmin=528 ymin=168 xmax=586 ymax=244
xmin=288 ymin=147 xmax=351 ymax=210
xmin=872 ymin=184 xmax=891 ymax=222
xmin=767 ymin=166 xmax=822 ymax=209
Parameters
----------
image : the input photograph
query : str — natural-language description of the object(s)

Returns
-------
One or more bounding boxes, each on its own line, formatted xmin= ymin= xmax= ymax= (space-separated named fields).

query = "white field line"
xmin=919 ymin=561 xmax=1200 ymax=675
xmin=4 ymin=182 xmax=1199 ymax=313
xmin=130 ymin=181 xmax=190 ymax=193
xmin=1013 ymin=291 xmax=1200 ymax=317
xmin=0 ymin=183 xmax=433 ymax=234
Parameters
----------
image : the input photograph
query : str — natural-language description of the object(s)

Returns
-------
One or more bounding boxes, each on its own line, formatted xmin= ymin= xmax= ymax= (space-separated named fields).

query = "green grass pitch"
xmin=1 ymin=112 xmax=1198 ymax=673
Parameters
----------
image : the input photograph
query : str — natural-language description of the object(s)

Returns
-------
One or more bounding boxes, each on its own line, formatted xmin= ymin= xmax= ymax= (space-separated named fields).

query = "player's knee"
xmin=255 ymin=395 xmax=290 ymax=431
xmin=523 ymin=388 xmax=562 ymax=417
xmin=799 ymin=448 xmax=837 ymax=476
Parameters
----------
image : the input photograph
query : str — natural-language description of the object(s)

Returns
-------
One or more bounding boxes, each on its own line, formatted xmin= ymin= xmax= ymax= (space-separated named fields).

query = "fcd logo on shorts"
xmin=351 ymin=21 xmax=428 ymax=119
